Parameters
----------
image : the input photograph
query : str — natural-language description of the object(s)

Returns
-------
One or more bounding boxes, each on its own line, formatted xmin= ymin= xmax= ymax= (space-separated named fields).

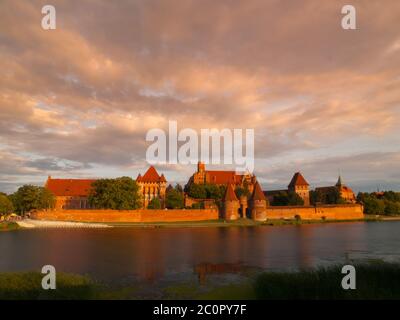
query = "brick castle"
xmin=43 ymin=162 xmax=362 ymax=221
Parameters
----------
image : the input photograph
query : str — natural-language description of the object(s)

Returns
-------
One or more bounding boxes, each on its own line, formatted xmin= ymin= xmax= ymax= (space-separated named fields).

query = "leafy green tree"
xmin=165 ymin=186 xmax=184 ymax=209
xmin=187 ymin=183 xmax=207 ymax=199
xmin=204 ymin=184 xmax=224 ymax=199
xmin=10 ymin=185 xmax=55 ymax=215
xmin=147 ymin=197 xmax=161 ymax=209
xmin=363 ymin=197 xmax=385 ymax=215
xmin=287 ymin=192 xmax=304 ymax=205
xmin=310 ymin=190 xmax=324 ymax=205
xmin=235 ymin=186 xmax=250 ymax=199
xmin=382 ymin=191 xmax=400 ymax=202
xmin=384 ymin=201 xmax=400 ymax=216
xmin=89 ymin=177 xmax=142 ymax=210
xmin=0 ymin=194 xmax=14 ymax=215
xmin=272 ymin=191 xmax=304 ymax=206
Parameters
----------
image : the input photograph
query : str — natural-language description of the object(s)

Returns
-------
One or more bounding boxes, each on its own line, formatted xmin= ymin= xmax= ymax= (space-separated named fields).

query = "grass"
xmin=2 ymin=262 xmax=400 ymax=299
xmin=0 ymin=272 xmax=95 ymax=299
xmin=0 ymin=221 xmax=20 ymax=232
xmin=107 ymin=217 xmax=369 ymax=229
xmin=254 ymin=262 xmax=400 ymax=299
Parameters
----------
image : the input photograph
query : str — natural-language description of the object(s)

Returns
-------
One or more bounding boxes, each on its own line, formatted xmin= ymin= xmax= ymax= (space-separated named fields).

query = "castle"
xmin=186 ymin=161 xmax=257 ymax=193
xmin=44 ymin=162 xmax=360 ymax=221
xmin=45 ymin=166 xmax=166 ymax=210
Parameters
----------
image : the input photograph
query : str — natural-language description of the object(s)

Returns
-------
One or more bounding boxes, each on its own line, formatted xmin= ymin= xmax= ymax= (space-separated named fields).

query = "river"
xmin=1 ymin=221 xmax=400 ymax=288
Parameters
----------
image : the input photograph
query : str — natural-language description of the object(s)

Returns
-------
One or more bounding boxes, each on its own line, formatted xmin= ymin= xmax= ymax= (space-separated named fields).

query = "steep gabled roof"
xmin=288 ymin=172 xmax=309 ymax=187
xmin=137 ymin=166 xmax=166 ymax=183
xmin=206 ymin=170 xmax=244 ymax=184
xmin=224 ymin=184 xmax=238 ymax=201
xmin=45 ymin=177 xmax=96 ymax=196
xmin=252 ymin=182 xmax=266 ymax=201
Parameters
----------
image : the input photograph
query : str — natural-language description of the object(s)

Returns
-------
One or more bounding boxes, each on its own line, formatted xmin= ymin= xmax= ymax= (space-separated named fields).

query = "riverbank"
xmin=5 ymin=215 xmax=394 ymax=230
xmin=1 ymin=262 xmax=399 ymax=299
xmin=106 ymin=216 xmax=376 ymax=228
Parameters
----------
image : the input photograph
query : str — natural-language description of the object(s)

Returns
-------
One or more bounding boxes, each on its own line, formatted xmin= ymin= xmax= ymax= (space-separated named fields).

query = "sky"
xmin=0 ymin=0 xmax=399 ymax=193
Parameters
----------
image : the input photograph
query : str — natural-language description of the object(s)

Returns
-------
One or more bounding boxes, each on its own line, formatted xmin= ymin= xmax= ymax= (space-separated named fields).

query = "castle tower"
xmin=136 ymin=166 xmax=167 ymax=208
xmin=288 ymin=172 xmax=310 ymax=206
xmin=336 ymin=175 xmax=343 ymax=187
xmin=250 ymin=182 xmax=267 ymax=221
xmin=197 ymin=161 xmax=205 ymax=173
xmin=223 ymin=184 xmax=240 ymax=221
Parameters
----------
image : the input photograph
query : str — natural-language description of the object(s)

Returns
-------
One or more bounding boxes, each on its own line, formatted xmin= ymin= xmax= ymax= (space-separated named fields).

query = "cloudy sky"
xmin=0 ymin=0 xmax=399 ymax=193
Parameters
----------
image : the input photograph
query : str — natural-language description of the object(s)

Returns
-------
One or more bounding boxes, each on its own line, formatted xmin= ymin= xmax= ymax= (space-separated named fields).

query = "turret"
xmin=223 ymin=184 xmax=240 ymax=221
xmin=288 ymin=172 xmax=310 ymax=206
xmin=250 ymin=182 xmax=267 ymax=221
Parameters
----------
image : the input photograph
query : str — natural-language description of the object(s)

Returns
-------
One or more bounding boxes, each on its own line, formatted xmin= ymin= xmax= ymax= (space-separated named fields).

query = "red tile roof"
xmin=45 ymin=178 xmax=96 ymax=196
xmin=136 ymin=166 xmax=166 ymax=183
xmin=224 ymin=184 xmax=239 ymax=201
xmin=288 ymin=172 xmax=309 ymax=187
xmin=252 ymin=182 xmax=266 ymax=201
xmin=206 ymin=170 xmax=244 ymax=185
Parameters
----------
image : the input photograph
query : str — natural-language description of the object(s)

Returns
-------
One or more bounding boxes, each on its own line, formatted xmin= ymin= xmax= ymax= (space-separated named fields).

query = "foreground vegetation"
xmin=255 ymin=263 xmax=400 ymax=299
xmin=1 ymin=262 xmax=399 ymax=299
xmin=0 ymin=221 xmax=20 ymax=232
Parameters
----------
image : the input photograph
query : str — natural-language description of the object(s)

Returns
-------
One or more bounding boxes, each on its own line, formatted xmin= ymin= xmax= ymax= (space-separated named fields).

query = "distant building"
xmin=315 ymin=176 xmax=356 ymax=203
xmin=45 ymin=166 xmax=167 ymax=210
xmin=264 ymin=172 xmax=310 ymax=206
xmin=288 ymin=172 xmax=310 ymax=206
xmin=136 ymin=166 xmax=167 ymax=208
xmin=45 ymin=176 xmax=95 ymax=210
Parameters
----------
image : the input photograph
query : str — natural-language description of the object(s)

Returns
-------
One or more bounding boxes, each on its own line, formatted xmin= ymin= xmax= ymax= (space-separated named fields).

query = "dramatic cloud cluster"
xmin=0 ymin=0 xmax=399 ymax=193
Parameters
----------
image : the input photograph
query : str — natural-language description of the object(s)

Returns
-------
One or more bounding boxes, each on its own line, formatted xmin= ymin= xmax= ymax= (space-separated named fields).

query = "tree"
xmin=0 ymin=194 xmax=14 ymax=215
xmin=165 ymin=186 xmax=184 ymax=209
xmin=272 ymin=191 xmax=304 ymax=206
xmin=11 ymin=185 xmax=55 ymax=215
xmin=147 ymin=197 xmax=161 ymax=209
xmin=363 ymin=197 xmax=385 ymax=215
xmin=384 ymin=201 xmax=400 ymax=216
xmin=235 ymin=186 xmax=250 ymax=199
xmin=187 ymin=183 xmax=207 ymax=199
xmin=310 ymin=190 xmax=324 ymax=205
xmin=287 ymin=192 xmax=304 ymax=205
xmin=89 ymin=177 xmax=142 ymax=210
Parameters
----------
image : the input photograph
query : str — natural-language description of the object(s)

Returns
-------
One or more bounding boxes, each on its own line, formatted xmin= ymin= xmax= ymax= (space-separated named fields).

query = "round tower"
xmin=224 ymin=184 xmax=240 ymax=221
xmin=250 ymin=182 xmax=267 ymax=221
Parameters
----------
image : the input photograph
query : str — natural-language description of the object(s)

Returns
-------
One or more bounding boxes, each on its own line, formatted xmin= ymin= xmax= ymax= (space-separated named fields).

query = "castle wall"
xmin=265 ymin=204 xmax=363 ymax=220
xmin=31 ymin=208 xmax=219 ymax=223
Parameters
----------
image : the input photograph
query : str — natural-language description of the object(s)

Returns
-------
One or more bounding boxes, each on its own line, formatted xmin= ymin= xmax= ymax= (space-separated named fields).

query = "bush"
xmin=147 ymin=197 xmax=161 ymax=209
xmin=165 ymin=187 xmax=184 ymax=209
xmin=254 ymin=262 xmax=400 ymax=299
